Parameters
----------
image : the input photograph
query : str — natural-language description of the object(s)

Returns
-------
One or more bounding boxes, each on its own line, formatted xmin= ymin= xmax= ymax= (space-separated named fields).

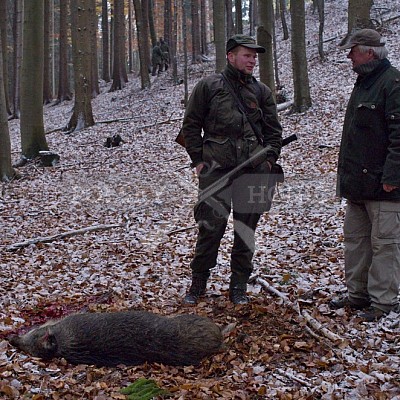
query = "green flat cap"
xmin=226 ymin=34 xmax=266 ymax=54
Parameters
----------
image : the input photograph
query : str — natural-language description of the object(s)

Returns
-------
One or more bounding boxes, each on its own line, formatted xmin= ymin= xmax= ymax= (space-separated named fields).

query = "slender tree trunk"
xmin=235 ymin=0 xmax=242 ymax=33
xmin=280 ymin=0 xmax=289 ymax=40
xmin=56 ymin=0 xmax=72 ymax=103
xmin=191 ymin=0 xmax=201 ymax=62
xmin=317 ymin=0 xmax=325 ymax=60
xmin=101 ymin=0 xmax=110 ymax=81
xmin=252 ymin=0 xmax=258 ymax=28
xmin=225 ymin=0 xmax=234 ymax=38
xmin=12 ymin=0 xmax=23 ymax=119
xmin=0 ymin=32 xmax=15 ymax=181
xmin=249 ymin=0 xmax=254 ymax=36
xmin=258 ymin=0 xmax=275 ymax=95
xmin=141 ymin=0 xmax=151 ymax=69
xmin=43 ymin=0 xmax=52 ymax=104
xmin=20 ymin=0 xmax=49 ymax=158
xmin=110 ymin=0 xmax=128 ymax=91
xmin=290 ymin=0 xmax=311 ymax=112
xmin=164 ymin=0 xmax=172 ymax=46
xmin=133 ymin=0 xmax=151 ymax=89
xmin=200 ymin=0 xmax=207 ymax=55
xmin=183 ymin=0 xmax=188 ymax=105
xmin=148 ymin=0 xmax=157 ymax=47
xmin=172 ymin=0 xmax=178 ymax=83
xmin=128 ymin=0 xmax=133 ymax=73
xmin=66 ymin=0 xmax=95 ymax=132
xmin=272 ymin=3 xmax=280 ymax=89
xmin=0 ymin=0 xmax=11 ymax=115
xmin=213 ymin=0 xmax=225 ymax=73
xmin=90 ymin=0 xmax=100 ymax=97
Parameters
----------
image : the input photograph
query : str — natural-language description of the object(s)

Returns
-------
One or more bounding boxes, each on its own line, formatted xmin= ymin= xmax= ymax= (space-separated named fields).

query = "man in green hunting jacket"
xmin=151 ymin=42 xmax=163 ymax=76
xmin=181 ymin=34 xmax=282 ymax=305
xmin=331 ymin=29 xmax=400 ymax=321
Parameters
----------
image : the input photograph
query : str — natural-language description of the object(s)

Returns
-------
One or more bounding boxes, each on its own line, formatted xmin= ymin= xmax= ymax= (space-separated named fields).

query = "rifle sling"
xmin=221 ymin=72 xmax=264 ymax=146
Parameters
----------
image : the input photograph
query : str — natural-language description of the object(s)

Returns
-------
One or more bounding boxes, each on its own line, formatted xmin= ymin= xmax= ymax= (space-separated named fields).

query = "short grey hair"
xmin=358 ymin=44 xmax=388 ymax=60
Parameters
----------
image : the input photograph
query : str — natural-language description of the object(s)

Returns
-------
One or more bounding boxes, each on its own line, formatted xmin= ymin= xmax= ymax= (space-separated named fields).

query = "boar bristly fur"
xmin=8 ymin=311 xmax=223 ymax=367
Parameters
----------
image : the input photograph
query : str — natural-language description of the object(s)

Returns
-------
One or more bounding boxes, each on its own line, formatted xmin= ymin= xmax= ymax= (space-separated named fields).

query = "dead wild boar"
xmin=8 ymin=310 xmax=223 ymax=367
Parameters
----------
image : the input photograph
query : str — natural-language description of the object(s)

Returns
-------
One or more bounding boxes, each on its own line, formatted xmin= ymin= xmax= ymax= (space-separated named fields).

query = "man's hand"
xmin=383 ymin=183 xmax=399 ymax=192
xmin=195 ymin=163 xmax=205 ymax=177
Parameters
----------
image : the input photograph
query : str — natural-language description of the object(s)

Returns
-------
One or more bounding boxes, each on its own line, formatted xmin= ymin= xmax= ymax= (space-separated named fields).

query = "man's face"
xmin=347 ymin=45 xmax=375 ymax=68
xmin=227 ymin=46 xmax=258 ymax=75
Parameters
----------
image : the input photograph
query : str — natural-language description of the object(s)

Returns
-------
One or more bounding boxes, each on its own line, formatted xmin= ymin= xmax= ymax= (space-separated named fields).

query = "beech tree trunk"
xmin=110 ymin=0 xmax=128 ymax=91
xmin=133 ymin=0 xmax=151 ymax=89
xmin=164 ymin=0 xmax=172 ymax=47
xmin=213 ymin=0 xmax=226 ymax=73
xmin=191 ymin=0 xmax=201 ymax=62
xmin=90 ymin=0 xmax=100 ymax=97
xmin=66 ymin=0 xmax=95 ymax=132
xmin=56 ymin=0 xmax=72 ymax=103
xmin=0 ymin=32 xmax=15 ymax=181
xmin=101 ymin=0 xmax=111 ymax=82
xmin=0 ymin=0 xmax=10 ymax=115
xmin=348 ymin=0 xmax=373 ymax=32
xmin=290 ymin=0 xmax=312 ymax=112
xmin=20 ymin=0 xmax=49 ymax=158
xmin=148 ymin=0 xmax=157 ymax=47
xmin=280 ymin=0 xmax=289 ymax=40
xmin=257 ymin=0 xmax=275 ymax=95
xmin=200 ymin=0 xmax=207 ymax=55
xmin=11 ymin=0 xmax=23 ymax=118
xmin=43 ymin=0 xmax=52 ymax=104
xmin=225 ymin=0 xmax=234 ymax=38
xmin=317 ymin=0 xmax=325 ymax=60
xmin=235 ymin=0 xmax=242 ymax=34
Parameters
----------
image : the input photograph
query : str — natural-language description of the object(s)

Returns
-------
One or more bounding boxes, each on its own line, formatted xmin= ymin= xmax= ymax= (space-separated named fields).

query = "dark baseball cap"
xmin=338 ymin=28 xmax=385 ymax=50
xmin=226 ymin=34 xmax=266 ymax=54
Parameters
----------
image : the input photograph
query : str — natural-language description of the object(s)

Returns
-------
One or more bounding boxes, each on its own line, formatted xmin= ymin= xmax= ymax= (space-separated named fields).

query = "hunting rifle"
xmin=196 ymin=133 xmax=297 ymax=206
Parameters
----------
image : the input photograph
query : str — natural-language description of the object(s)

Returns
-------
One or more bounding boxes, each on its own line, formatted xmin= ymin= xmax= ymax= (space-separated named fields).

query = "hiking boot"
xmin=359 ymin=306 xmax=387 ymax=322
xmin=229 ymin=286 xmax=249 ymax=305
xmin=182 ymin=277 xmax=207 ymax=305
xmin=329 ymin=295 xmax=370 ymax=310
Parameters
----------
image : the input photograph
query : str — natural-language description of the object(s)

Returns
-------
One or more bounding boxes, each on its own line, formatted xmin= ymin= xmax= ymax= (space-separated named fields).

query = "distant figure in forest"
xmin=151 ymin=42 xmax=163 ymax=76
xmin=181 ymin=35 xmax=283 ymax=305
xmin=331 ymin=29 xmax=400 ymax=321
xmin=160 ymin=38 xmax=170 ymax=72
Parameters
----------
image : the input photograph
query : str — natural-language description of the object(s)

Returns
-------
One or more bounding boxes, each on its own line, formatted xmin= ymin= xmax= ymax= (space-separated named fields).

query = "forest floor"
xmin=1 ymin=1 xmax=400 ymax=399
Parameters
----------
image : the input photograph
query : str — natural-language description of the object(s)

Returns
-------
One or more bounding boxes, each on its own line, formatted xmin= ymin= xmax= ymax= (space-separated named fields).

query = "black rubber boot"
xmin=183 ymin=276 xmax=208 ymax=305
xmin=229 ymin=284 xmax=249 ymax=305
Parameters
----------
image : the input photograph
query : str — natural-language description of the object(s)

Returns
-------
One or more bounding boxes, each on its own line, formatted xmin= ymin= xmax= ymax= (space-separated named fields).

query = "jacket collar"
xmin=224 ymin=63 xmax=254 ymax=84
xmin=356 ymin=58 xmax=391 ymax=89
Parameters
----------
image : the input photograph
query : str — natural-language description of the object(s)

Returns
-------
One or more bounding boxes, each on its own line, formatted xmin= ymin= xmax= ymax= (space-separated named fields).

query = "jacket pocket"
xmin=202 ymin=136 xmax=236 ymax=169
xmin=354 ymin=102 xmax=383 ymax=128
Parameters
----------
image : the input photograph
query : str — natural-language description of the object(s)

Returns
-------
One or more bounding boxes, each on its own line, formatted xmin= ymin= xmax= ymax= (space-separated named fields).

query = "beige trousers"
xmin=344 ymin=200 xmax=400 ymax=312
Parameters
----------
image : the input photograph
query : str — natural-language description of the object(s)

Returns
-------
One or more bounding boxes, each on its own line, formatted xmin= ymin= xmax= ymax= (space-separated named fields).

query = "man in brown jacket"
xmin=181 ymin=35 xmax=282 ymax=305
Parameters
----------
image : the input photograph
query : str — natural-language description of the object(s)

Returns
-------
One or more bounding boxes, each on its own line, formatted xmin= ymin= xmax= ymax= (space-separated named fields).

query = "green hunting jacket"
xmin=182 ymin=63 xmax=282 ymax=169
xmin=151 ymin=45 xmax=163 ymax=65
xmin=337 ymin=59 xmax=400 ymax=201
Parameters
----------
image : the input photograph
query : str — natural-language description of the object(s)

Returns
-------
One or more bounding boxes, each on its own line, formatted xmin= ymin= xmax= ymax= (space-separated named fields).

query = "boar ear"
xmin=42 ymin=328 xmax=57 ymax=351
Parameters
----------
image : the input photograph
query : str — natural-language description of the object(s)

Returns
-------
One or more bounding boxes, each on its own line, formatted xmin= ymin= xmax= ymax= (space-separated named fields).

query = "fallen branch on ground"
xmin=5 ymin=224 xmax=124 ymax=251
xmin=254 ymin=276 xmax=345 ymax=344
xmin=277 ymin=100 xmax=294 ymax=112
xmin=167 ymin=225 xmax=197 ymax=236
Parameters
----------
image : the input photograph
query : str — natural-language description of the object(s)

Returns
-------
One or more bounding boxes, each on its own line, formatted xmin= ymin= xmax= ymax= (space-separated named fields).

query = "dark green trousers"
xmin=190 ymin=163 xmax=272 ymax=286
